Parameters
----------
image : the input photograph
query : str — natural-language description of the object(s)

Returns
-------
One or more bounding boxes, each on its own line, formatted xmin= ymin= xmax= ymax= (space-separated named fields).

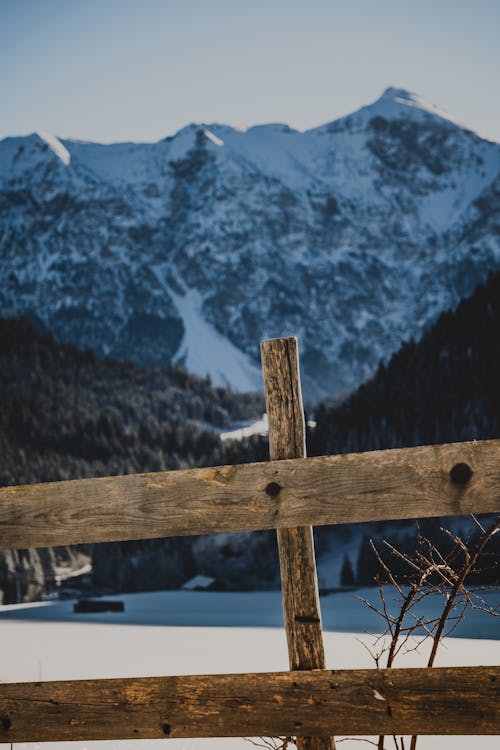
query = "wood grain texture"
xmin=275 ymin=525 xmax=325 ymax=670
xmin=261 ymin=336 xmax=331 ymax=750
xmin=0 ymin=666 xmax=497 ymax=743
xmin=0 ymin=439 xmax=499 ymax=551
xmin=260 ymin=337 xmax=306 ymax=462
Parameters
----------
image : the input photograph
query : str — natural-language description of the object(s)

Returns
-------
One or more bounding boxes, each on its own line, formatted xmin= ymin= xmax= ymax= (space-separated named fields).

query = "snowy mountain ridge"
xmin=1 ymin=87 xmax=499 ymax=397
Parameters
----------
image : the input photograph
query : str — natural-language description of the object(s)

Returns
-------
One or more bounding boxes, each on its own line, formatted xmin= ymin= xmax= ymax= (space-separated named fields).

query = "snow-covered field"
xmin=1 ymin=589 xmax=498 ymax=750
xmin=220 ymin=413 xmax=268 ymax=442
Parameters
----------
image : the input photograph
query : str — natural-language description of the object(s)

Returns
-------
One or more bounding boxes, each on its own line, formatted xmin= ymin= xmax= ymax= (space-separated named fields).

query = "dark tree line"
xmin=0 ymin=315 xmax=265 ymax=487
xmin=310 ymin=272 xmax=500 ymax=586
xmin=0 ymin=317 xmax=267 ymax=603
xmin=1 ymin=272 xmax=499 ymax=602
xmin=309 ymin=272 xmax=500 ymax=457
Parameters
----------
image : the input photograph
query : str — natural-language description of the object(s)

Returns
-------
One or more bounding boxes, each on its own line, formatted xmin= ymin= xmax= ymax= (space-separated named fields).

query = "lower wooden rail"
xmin=1 ymin=666 xmax=498 ymax=742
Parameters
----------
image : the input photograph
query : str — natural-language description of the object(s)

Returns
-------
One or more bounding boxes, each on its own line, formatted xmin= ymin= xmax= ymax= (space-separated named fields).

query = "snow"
xmin=0 ymin=135 xmax=25 ymax=174
xmin=0 ymin=590 xmax=498 ymax=750
xmin=168 ymin=284 xmax=262 ymax=392
xmin=149 ymin=264 xmax=262 ymax=392
xmin=0 ymin=132 xmax=72 ymax=179
xmin=62 ymin=138 xmax=168 ymax=187
xmin=167 ymin=124 xmax=202 ymax=161
xmin=37 ymin=131 xmax=71 ymax=165
xmin=182 ymin=575 xmax=215 ymax=590
xmin=1 ymin=87 xmax=500 ymax=398
xmin=203 ymin=129 xmax=224 ymax=147
xmin=419 ymin=142 xmax=500 ymax=232
xmin=315 ymin=86 xmax=467 ymax=134
xmin=211 ymin=123 xmax=323 ymax=190
xmin=220 ymin=413 xmax=268 ymax=441
xmin=54 ymin=562 xmax=92 ymax=584
xmin=377 ymin=87 xmax=464 ymax=124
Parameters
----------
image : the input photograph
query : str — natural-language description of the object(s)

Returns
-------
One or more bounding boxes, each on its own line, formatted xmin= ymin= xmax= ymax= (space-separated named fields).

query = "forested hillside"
xmin=0 ymin=316 xmax=265 ymax=488
xmin=0 ymin=318 xmax=265 ymax=603
xmin=310 ymin=272 xmax=500 ymax=586
xmin=1 ymin=273 xmax=498 ymax=603
xmin=309 ymin=272 xmax=500 ymax=456
xmin=2 ymin=87 xmax=500 ymax=399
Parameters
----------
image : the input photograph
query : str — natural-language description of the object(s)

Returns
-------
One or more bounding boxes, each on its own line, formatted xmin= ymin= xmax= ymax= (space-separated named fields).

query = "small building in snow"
xmin=181 ymin=575 xmax=216 ymax=591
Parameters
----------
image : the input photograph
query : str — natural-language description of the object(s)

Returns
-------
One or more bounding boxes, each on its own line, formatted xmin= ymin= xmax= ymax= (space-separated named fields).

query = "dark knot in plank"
xmin=265 ymin=481 xmax=282 ymax=498
xmin=450 ymin=463 xmax=473 ymax=485
xmin=1 ymin=716 xmax=11 ymax=732
xmin=162 ymin=723 xmax=171 ymax=735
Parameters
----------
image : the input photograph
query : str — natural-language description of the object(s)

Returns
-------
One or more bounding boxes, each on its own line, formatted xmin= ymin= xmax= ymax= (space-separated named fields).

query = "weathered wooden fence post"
xmin=261 ymin=337 xmax=335 ymax=750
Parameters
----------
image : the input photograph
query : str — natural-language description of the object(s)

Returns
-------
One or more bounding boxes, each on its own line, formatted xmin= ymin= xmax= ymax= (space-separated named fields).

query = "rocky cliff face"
xmin=0 ymin=548 xmax=55 ymax=604
xmin=1 ymin=88 xmax=499 ymax=398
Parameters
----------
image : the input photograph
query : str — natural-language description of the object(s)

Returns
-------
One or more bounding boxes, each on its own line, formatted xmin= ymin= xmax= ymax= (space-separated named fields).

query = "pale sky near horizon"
xmin=1 ymin=0 xmax=499 ymax=143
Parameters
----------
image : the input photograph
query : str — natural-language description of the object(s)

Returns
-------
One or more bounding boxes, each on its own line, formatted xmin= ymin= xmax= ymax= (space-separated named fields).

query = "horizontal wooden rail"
xmin=0 ymin=666 xmax=497 ymax=742
xmin=0 ymin=439 xmax=499 ymax=550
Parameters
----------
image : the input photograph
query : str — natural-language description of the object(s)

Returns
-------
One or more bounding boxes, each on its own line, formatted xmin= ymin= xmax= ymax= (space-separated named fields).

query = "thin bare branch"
xmin=336 ymin=739 xmax=378 ymax=746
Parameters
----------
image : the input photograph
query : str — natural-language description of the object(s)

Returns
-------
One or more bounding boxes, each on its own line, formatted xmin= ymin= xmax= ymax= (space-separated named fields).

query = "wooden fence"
xmin=0 ymin=337 xmax=498 ymax=747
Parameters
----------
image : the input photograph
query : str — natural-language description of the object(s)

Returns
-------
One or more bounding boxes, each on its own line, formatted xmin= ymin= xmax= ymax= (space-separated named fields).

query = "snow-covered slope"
xmin=1 ymin=88 xmax=499 ymax=397
xmin=1 ymin=591 xmax=498 ymax=750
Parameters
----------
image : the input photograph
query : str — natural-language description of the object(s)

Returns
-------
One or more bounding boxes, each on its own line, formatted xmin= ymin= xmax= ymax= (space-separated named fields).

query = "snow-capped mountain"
xmin=1 ymin=87 xmax=499 ymax=398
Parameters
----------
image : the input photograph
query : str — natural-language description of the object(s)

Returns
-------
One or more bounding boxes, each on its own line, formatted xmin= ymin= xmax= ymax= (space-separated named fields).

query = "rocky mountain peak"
xmin=36 ymin=131 xmax=71 ymax=165
xmin=1 ymin=91 xmax=499 ymax=398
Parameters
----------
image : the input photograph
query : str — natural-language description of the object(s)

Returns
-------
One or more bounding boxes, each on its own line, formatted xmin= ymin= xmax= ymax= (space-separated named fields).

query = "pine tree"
xmin=340 ymin=554 xmax=355 ymax=587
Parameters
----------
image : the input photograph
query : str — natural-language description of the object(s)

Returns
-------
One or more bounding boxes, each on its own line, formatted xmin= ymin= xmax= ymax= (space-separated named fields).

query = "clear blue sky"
xmin=1 ymin=0 xmax=499 ymax=143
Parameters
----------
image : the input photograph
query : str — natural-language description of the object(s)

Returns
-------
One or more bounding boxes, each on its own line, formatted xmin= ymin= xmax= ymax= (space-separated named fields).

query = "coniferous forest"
xmin=0 ymin=315 xmax=266 ymax=487
xmin=0 ymin=318 xmax=266 ymax=603
xmin=309 ymin=271 xmax=500 ymax=456
xmin=309 ymin=272 xmax=500 ymax=589
xmin=1 ymin=273 xmax=499 ymax=602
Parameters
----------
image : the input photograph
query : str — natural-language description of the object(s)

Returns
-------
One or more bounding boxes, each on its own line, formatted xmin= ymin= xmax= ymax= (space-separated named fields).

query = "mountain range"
xmin=1 ymin=87 xmax=500 ymax=398
xmin=1 ymin=271 xmax=498 ymax=602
